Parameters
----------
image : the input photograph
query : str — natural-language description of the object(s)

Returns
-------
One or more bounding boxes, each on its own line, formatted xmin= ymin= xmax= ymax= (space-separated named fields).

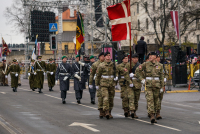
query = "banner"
xmin=76 ymin=12 xmax=84 ymax=50
xmin=2 ymin=38 xmax=10 ymax=56
xmin=170 ymin=11 xmax=179 ymax=39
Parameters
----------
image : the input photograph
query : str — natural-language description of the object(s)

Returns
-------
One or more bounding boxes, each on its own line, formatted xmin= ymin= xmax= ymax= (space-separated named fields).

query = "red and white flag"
xmin=107 ymin=0 xmax=131 ymax=41
xmin=170 ymin=11 xmax=179 ymax=39
xmin=118 ymin=41 xmax=121 ymax=50
xmin=0 ymin=47 xmax=2 ymax=58
xmin=37 ymin=43 xmax=40 ymax=56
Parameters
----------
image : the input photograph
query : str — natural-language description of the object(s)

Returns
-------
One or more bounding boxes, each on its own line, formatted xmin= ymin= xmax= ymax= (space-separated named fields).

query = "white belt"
xmin=132 ymin=77 xmax=137 ymax=80
xmin=37 ymin=69 xmax=43 ymax=71
xmin=94 ymin=74 xmax=96 ymax=80
xmin=60 ymin=73 xmax=69 ymax=75
xmin=102 ymin=75 xmax=114 ymax=79
xmin=11 ymin=72 xmax=18 ymax=74
xmin=121 ymin=76 xmax=125 ymax=79
xmin=75 ymin=71 xmax=83 ymax=74
xmin=146 ymin=77 xmax=159 ymax=80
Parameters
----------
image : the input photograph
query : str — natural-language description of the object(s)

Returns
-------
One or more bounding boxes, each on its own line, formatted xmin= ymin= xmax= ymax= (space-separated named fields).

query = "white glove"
xmin=55 ymin=80 xmax=58 ymax=85
xmin=129 ymin=73 xmax=134 ymax=77
xmin=160 ymin=88 xmax=164 ymax=93
xmin=50 ymin=72 xmax=54 ymax=75
xmin=28 ymin=73 xmax=30 ymax=76
xmin=74 ymin=74 xmax=81 ymax=81
xmin=89 ymin=85 xmax=93 ymax=89
xmin=63 ymin=76 xmax=68 ymax=81
xmin=78 ymin=61 xmax=85 ymax=66
xmin=15 ymin=73 xmax=18 ymax=77
xmin=129 ymin=84 xmax=134 ymax=87
xmin=5 ymin=75 xmax=8 ymax=78
xmin=96 ymin=86 xmax=99 ymax=90
xmin=114 ymin=77 xmax=118 ymax=81
xmin=34 ymin=72 xmax=37 ymax=75
xmin=164 ymin=78 xmax=167 ymax=82
xmin=115 ymin=86 xmax=118 ymax=89
xmin=43 ymin=72 xmax=46 ymax=75
xmin=141 ymin=79 xmax=146 ymax=85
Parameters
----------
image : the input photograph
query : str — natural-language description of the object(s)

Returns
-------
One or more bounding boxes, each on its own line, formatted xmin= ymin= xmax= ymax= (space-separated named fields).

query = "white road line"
xmin=0 ymin=92 xmax=6 ymax=94
xmin=69 ymin=122 xmax=100 ymax=132
xmin=71 ymin=102 xmax=98 ymax=110
xmin=44 ymin=94 xmax=61 ymax=100
xmin=117 ymin=114 xmax=181 ymax=132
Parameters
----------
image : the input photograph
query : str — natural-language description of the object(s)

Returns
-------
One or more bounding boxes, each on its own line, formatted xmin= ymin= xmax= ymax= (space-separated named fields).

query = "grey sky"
xmin=0 ymin=0 xmax=24 ymax=44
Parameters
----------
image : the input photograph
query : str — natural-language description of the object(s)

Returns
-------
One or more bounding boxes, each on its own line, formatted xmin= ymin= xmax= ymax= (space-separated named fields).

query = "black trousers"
xmin=89 ymin=88 xmax=96 ymax=101
xmin=61 ymin=90 xmax=67 ymax=99
xmin=75 ymin=90 xmax=83 ymax=100
xmin=138 ymin=54 xmax=145 ymax=64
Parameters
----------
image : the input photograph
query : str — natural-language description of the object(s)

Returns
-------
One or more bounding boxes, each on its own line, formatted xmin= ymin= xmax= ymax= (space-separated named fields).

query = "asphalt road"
xmin=0 ymin=78 xmax=200 ymax=134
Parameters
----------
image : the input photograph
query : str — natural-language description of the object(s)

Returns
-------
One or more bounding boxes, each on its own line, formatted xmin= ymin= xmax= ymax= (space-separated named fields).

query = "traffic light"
xmin=50 ymin=35 xmax=57 ymax=50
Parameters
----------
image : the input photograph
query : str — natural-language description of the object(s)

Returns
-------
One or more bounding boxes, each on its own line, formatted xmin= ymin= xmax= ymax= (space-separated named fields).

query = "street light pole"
xmin=178 ymin=0 xmax=181 ymax=47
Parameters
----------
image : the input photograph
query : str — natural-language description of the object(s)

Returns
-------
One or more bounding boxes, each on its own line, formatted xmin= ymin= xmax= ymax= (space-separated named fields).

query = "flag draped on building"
xmin=170 ymin=11 xmax=179 ymax=39
xmin=76 ymin=12 xmax=84 ymax=51
xmin=107 ymin=0 xmax=131 ymax=41
xmin=2 ymin=38 xmax=10 ymax=56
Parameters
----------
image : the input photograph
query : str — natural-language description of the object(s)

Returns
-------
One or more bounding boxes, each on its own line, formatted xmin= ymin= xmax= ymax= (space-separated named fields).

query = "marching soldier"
xmin=28 ymin=59 xmax=37 ymax=91
xmin=55 ymin=56 xmax=73 ymax=104
xmin=46 ymin=58 xmax=57 ymax=91
xmin=5 ymin=59 xmax=21 ymax=92
xmin=2 ymin=59 xmax=9 ymax=86
xmin=135 ymin=52 xmax=164 ymax=123
xmin=116 ymin=54 xmax=134 ymax=118
xmin=95 ymin=51 xmax=116 ymax=119
xmin=16 ymin=60 xmax=21 ymax=86
xmin=72 ymin=55 xmax=86 ymax=104
xmin=34 ymin=56 xmax=46 ymax=93
xmin=127 ymin=54 xmax=141 ymax=118
xmin=89 ymin=52 xmax=105 ymax=118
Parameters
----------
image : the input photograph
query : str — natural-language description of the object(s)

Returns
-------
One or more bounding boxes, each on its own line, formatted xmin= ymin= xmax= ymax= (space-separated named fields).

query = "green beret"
xmin=76 ymin=55 xmax=80 ymax=58
xmin=49 ymin=58 xmax=53 ymax=61
xmin=89 ymin=55 xmax=94 ymax=59
xmin=62 ymin=56 xmax=67 ymax=60
xmin=13 ymin=59 xmax=17 ymax=62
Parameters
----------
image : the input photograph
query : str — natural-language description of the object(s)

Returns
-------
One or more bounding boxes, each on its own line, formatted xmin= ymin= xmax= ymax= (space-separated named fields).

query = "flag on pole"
xmin=118 ymin=41 xmax=121 ymax=50
xmin=76 ymin=12 xmax=84 ymax=51
xmin=2 ymin=38 xmax=10 ymax=56
xmin=0 ymin=47 xmax=2 ymax=58
xmin=170 ymin=11 xmax=179 ymax=39
xmin=37 ymin=43 xmax=40 ymax=56
xmin=107 ymin=0 xmax=131 ymax=41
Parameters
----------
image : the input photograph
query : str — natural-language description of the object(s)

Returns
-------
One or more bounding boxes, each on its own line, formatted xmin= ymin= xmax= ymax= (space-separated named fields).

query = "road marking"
xmin=199 ymin=121 xmax=200 ymax=124
xmin=117 ymin=114 xmax=181 ymax=132
xmin=71 ymin=102 xmax=97 ymax=110
xmin=44 ymin=94 xmax=61 ymax=100
xmin=69 ymin=122 xmax=100 ymax=132
xmin=0 ymin=92 xmax=6 ymax=94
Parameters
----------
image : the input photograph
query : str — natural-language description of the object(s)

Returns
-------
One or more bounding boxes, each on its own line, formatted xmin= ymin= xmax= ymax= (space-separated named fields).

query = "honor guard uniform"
xmin=5 ymin=59 xmax=20 ymax=92
xmin=116 ymin=54 xmax=134 ymax=118
xmin=28 ymin=59 xmax=37 ymax=91
xmin=55 ymin=56 xmax=73 ymax=104
xmin=72 ymin=55 xmax=86 ymax=104
xmin=126 ymin=54 xmax=142 ymax=118
xmin=0 ymin=61 xmax=3 ymax=86
xmin=34 ymin=56 xmax=46 ymax=93
xmin=46 ymin=58 xmax=57 ymax=91
xmin=135 ymin=52 xmax=164 ymax=123
xmin=89 ymin=52 xmax=105 ymax=118
xmin=95 ymin=52 xmax=116 ymax=119
xmin=16 ymin=60 xmax=21 ymax=86
xmin=2 ymin=59 xmax=9 ymax=86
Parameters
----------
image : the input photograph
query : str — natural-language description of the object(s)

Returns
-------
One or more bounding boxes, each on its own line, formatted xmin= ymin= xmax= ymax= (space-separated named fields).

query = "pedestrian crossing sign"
xmin=49 ymin=23 xmax=58 ymax=32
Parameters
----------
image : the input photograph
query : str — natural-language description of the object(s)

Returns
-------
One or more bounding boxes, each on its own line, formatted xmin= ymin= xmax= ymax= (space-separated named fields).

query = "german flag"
xmin=76 ymin=12 xmax=84 ymax=51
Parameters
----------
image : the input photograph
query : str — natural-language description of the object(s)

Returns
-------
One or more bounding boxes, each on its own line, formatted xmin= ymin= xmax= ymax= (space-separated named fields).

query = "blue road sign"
xmin=49 ymin=23 xmax=58 ymax=32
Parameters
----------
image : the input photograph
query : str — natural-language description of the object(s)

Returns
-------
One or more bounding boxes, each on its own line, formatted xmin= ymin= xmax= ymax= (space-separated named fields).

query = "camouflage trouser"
xmin=97 ymin=87 xmax=103 ymax=110
xmin=121 ymin=85 xmax=135 ymax=111
xmin=101 ymin=86 xmax=115 ymax=111
xmin=127 ymin=87 xmax=135 ymax=111
xmin=0 ymin=72 xmax=3 ymax=84
xmin=18 ymin=73 xmax=21 ymax=84
xmin=145 ymin=87 xmax=159 ymax=114
xmin=157 ymin=91 xmax=164 ymax=111
xmin=133 ymin=88 xmax=141 ymax=111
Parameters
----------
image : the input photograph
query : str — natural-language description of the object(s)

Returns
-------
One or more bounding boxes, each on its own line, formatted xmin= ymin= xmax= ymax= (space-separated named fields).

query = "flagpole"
xmin=128 ymin=0 xmax=132 ymax=73
xmin=178 ymin=0 xmax=181 ymax=47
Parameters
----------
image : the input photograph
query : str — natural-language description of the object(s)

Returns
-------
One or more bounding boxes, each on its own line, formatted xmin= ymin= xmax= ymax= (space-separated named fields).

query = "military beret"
xmin=122 ymin=54 xmax=128 ymax=60
xmin=13 ymin=59 xmax=17 ymax=62
xmin=156 ymin=53 xmax=160 ymax=57
xmin=31 ymin=59 xmax=35 ymax=62
xmin=104 ymin=51 xmax=110 ymax=56
xmin=98 ymin=52 xmax=104 ymax=57
xmin=132 ymin=54 xmax=139 ymax=58
xmin=62 ymin=56 xmax=67 ymax=60
xmin=76 ymin=55 xmax=80 ymax=58
xmin=89 ymin=55 xmax=94 ymax=59
xmin=49 ymin=58 xmax=53 ymax=61
xmin=145 ymin=55 xmax=149 ymax=60
xmin=149 ymin=52 xmax=157 ymax=55
xmin=37 ymin=56 xmax=42 ymax=59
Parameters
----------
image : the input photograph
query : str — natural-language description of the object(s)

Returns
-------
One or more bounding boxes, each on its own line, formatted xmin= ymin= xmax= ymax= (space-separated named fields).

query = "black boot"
xmin=62 ymin=98 xmax=66 ymax=104
xmin=91 ymin=98 xmax=95 ymax=104
xmin=32 ymin=88 xmax=35 ymax=91
xmin=18 ymin=83 xmax=21 ymax=86
xmin=15 ymin=88 xmax=17 ymax=92
xmin=13 ymin=88 xmax=15 ymax=92
xmin=49 ymin=87 xmax=54 ymax=91
xmin=38 ymin=89 xmax=43 ymax=93
xmin=77 ymin=99 xmax=81 ymax=104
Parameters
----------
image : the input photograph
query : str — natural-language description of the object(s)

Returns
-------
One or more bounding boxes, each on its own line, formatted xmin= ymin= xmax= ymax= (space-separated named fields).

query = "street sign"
xmin=49 ymin=23 xmax=58 ymax=32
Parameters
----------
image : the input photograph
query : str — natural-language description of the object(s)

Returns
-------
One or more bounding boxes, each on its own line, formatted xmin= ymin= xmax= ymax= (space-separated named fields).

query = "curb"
xmin=115 ymin=90 xmax=199 ymax=93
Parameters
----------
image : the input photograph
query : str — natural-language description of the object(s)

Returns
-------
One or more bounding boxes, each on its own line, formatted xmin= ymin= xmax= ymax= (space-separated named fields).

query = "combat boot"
xmin=134 ymin=110 xmax=138 ymax=119
xmin=32 ymin=88 xmax=35 ymax=91
xmin=150 ymin=113 xmax=155 ymax=123
xmin=156 ymin=110 xmax=162 ymax=120
xmin=105 ymin=110 xmax=110 ymax=119
xmin=62 ymin=98 xmax=66 ymax=104
xmin=148 ymin=113 xmax=151 ymax=118
xmin=77 ymin=99 xmax=81 ymax=104
xmin=130 ymin=110 xmax=135 ymax=118
xmin=99 ymin=109 xmax=104 ymax=119
xmin=18 ymin=83 xmax=21 ymax=86
xmin=13 ymin=88 xmax=15 ymax=92
xmin=124 ymin=108 xmax=129 ymax=117
xmin=38 ymin=89 xmax=43 ymax=93
xmin=128 ymin=111 xmax=131 ymax=117
xmin=109 ymin=110 xmax=113 ymax=119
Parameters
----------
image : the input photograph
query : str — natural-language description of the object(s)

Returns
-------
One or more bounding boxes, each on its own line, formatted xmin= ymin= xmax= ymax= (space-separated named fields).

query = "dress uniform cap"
xmin=62 ymin=56 xmax=67 ymax=60
xmin=98 ymin=52 xmax=104 ymax=57
xmin=89 ymin=55 xmax=94 ymax=59
xmin=37 ymin=56 xmax=42 ymax=59
xmin=13 ymin=59 xmax=17 ymax=62
xmin=31 ymin=59 xmax=35 ymax=62
xmin=104 ymin=51 xmax=110 ymax=56
xmin=49 ymin=58 xmax=53 ymax=61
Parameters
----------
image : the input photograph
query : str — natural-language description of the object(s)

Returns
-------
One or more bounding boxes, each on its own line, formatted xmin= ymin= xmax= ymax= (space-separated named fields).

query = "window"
xmin=153 ymin=0 xmax=155 ymax=10
xmin=137 ymin=3 xmax=139 ymax=13
xmin=138 ymin=19 xmax=140 ymax=30
xmin=65 ymin=45 xmax=68 ymax=54
xmin=146 ymin=18 xmax=149 ymax=29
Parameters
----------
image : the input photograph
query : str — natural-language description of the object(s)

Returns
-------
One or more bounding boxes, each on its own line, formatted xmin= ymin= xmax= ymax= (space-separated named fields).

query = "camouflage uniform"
xmin=28 ymin=64 xmax=37 ymax=90
xmin=2 ymin=62 xmax=9 ymax=86
xmin=0 ymin=62 xmax=3 ymax=85
xmin=6 ymin=64 xmax=21 ymax=91
xmin=116 ymin=62 xmax=133 ymax=116
xmin=135 ymin=61 xmax=164 ymax=122
xmin=95 ymin=61 xmax=115 ymax=118
xmin=34 ymin=61 xmax=46 ymax=91
xmin=46 ymin=62 xmax=57 ymax=90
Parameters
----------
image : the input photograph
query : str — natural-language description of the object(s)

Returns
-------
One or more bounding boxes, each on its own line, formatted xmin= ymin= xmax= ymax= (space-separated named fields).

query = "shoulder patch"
xmin=139 ymin=65 xmax=142 ymax=70
xmin=124 ymin=68 xmax=128 ymax=72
